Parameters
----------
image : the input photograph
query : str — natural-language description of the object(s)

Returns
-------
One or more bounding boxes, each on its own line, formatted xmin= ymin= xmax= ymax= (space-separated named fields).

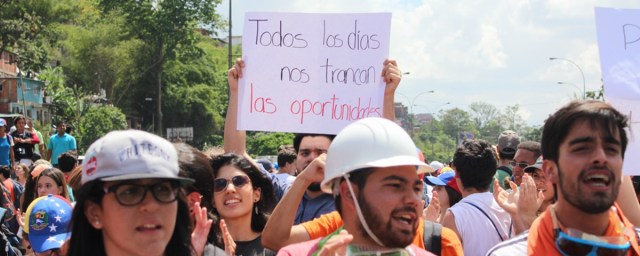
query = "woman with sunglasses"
xmin=210 ymin=153 xmax=276 ymax=256
xmin=66 ymin=130 xmax=194 ymax=256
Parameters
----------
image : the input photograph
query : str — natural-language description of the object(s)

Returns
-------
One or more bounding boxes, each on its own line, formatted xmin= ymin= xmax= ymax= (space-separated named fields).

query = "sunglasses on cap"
xmin=213 ymin=175 xmax=251 ymax=193
xmin=551 ymin=206 xmax=631 ymax=256
xmin=104 ymin=181 xmax=179 ymax=206
xmin=509 ymin=161 xmax=529 ymax=169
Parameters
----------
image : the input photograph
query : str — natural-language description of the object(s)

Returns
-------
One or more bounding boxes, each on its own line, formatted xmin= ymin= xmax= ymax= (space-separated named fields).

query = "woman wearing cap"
xmin=66 ymin=130 xmax=194 ymax=256
xmin=24 ymin=194 xmax=72 ymax=256
xmin=210 ymin=153 xmax=276 ymax=256
xmin=424 ymin=171 xmax=462 ymax=223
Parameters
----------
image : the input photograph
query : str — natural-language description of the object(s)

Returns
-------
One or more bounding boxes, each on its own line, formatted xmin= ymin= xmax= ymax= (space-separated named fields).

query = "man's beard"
xmin=558 ymin=166 xmax=619 ymax=214
xmin=355 ymin=191 xmax=417 ymax=248
xmin=307 ymin=182 xmax=322 ymax=192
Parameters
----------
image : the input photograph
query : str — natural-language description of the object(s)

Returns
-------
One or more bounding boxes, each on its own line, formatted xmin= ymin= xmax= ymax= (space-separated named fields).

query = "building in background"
xmin=0 ymin=51 xmax=49 ymax=124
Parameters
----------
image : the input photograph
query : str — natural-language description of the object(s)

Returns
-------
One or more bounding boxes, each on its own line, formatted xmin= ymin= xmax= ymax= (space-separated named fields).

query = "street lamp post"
xmin=396 ymin=90 xmax=435 ymax=114
xmin=228 ymin=0 xmax=233 ymax=69
xmin=396 ymin=90 xmax=435 ymax=137
xmin=549 ymin=57 xmax=586 ymax=99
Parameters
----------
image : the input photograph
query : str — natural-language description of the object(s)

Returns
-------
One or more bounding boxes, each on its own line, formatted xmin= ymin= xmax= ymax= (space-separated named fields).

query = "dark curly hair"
xmin=453 ymin=139 xmax=498 ymax=191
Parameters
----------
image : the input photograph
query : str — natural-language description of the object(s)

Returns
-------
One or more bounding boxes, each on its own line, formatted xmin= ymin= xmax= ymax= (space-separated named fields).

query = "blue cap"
xmin=0 ymin=118 xmax=5 ymax=127
xmin=425 ymin=171 xmax=455 ymax=186
xmin=26 ymin=194 xmax=72 ymax=253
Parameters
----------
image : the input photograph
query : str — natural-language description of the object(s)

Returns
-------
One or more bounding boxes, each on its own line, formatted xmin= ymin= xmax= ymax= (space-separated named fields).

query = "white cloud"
xmin=470 ymin=24 xmax=508 ymax=69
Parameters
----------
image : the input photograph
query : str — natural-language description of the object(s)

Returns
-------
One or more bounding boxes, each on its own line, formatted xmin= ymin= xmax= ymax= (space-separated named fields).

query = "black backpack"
xmin=423 ymin=221 xmax=442 ymax=255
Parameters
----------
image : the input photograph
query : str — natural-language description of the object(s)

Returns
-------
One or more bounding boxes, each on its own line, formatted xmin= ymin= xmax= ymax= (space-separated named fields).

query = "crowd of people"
xmin=0 ymin=58 xmax=636 ymax=256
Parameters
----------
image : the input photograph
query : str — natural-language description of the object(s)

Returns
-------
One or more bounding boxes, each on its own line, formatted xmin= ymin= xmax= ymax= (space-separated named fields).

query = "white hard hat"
xmin=321 ymin=117 xmax=427 ymax=193
xmin=429 ymin=161 xmax=444 ymax=171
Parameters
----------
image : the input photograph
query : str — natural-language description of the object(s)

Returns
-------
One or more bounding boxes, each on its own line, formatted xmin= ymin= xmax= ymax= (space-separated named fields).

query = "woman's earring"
xmin=254 ymin=204 xmax=258 ymax=215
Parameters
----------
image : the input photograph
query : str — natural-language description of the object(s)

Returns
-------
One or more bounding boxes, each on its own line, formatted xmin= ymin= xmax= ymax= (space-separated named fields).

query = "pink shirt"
xmin=277 ymin=238 xmax=434 ymax=256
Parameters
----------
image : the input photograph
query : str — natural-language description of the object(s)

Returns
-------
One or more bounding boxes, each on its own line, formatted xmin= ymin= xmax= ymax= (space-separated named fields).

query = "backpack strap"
xmin=423 ymin=221 xmax=442 ymax=255
xmin=464 ymin=201 xmax=508 ymax=241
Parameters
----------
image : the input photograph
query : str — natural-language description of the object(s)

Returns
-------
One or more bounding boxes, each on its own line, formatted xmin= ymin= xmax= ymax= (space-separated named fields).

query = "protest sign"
xmin=595 ymin=7 xmax=640 ymax=174
xmin=238 ymin=12 xmax=391 ymax=134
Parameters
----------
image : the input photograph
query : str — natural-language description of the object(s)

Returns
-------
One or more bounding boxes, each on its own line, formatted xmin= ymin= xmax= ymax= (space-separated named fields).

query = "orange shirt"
xmin=527 ymin=204 xmax=640 ymax=256
xmin=301 ymin=211 xmax=463 ymax=255
xmin=2 ymin=179 xmax=14 ymax=203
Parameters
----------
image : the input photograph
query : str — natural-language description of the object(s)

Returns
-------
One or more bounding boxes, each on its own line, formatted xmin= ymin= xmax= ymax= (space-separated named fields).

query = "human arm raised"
xmin=261 ymin=154 xmax=326 ymax=250
xmin=224 ymin=58 xmax=248 ymax=157
xmin=382 ymin=59 xmax=401 ymax=121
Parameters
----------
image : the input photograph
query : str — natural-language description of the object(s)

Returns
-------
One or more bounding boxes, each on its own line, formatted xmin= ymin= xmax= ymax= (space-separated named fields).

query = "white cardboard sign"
xmin=595 ymin=7 xmax=640 ymax=174
xmin=238 ymin=12 xmax=391 ymax=134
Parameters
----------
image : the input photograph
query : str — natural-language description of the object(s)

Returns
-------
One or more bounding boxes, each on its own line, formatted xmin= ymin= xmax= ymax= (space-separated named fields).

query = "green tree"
xmin=77 ymin=105 xmax=127 ymax=153
xmin=501 ymin=104 xmax=527 ymax=132
xmin=439 ymin=108 xmax=477 ymax=143
xmin=38 ymin=66 xmax=90 ymax=129
xmin=55 ymin=11 xmax=141 ymax=102
xmin=469 ymin=101 xmax=499 ymax=128
xmin=247 ymin=132 xmax=295 ymax=156
xmin=468 ymin=101 xmax=503 ymax=141
xmin=520 ymin=125 xmax=543 ymax=142
xmin=161 ymin=36 xmax=230 ymax=149
xmin=0 ymin=0 xmax=80 ymax=72
xmin=97 ymin=0 xmax=223 ymax=136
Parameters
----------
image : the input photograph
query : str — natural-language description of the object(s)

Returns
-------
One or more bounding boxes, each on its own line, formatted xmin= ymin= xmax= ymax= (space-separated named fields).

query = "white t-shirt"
xmin=448 ymin=192 xmax=514 ymax=256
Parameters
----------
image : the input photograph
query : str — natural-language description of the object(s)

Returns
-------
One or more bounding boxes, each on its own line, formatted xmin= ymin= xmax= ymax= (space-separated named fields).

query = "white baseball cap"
xmin=81 ymin=130 xmax=193 ymax=185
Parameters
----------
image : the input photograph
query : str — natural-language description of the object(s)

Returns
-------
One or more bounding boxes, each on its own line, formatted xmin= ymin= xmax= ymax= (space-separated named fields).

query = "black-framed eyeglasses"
xmin=509 ymin=161 xmax=529 ymax=169
xmin=104 ymin=181 xmax=179 ymax=206
xmin=214 ymin=175 xmax=251 ymax=193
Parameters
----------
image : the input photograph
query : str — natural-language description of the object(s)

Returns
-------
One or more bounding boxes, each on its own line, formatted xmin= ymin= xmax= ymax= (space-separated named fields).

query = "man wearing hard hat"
xmin=278 ymin=117 xmax=434 ymax=255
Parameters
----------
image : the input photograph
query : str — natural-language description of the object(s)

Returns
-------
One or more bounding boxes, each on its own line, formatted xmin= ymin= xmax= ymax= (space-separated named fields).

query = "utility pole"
xmin=228 ymin=0 xmax=233 ymax=69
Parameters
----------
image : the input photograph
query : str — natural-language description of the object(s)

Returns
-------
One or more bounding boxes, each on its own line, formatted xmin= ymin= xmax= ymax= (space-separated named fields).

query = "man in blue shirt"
xmin=47 ymin=120 xmax=77 ymax=167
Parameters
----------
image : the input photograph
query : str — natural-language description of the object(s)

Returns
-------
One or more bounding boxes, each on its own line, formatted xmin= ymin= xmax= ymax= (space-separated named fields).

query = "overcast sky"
xmin=215 ymin=0 xmax=640 ymax=127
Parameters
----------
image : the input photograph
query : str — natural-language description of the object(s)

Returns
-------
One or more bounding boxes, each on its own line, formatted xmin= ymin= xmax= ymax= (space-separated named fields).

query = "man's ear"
xmin=339 ymin=180 xmax=358 ymax=210
xmin=543 ymin=159 xmax=558 ymax=184
xmin=84 ymin=201 xmax=103 ymax=229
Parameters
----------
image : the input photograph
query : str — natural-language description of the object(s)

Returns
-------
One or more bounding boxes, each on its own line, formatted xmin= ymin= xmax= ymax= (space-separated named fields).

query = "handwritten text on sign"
xmin=238 ymin=12 xmax=391 ymax=134
xmin=595 ymin=7 xmax=640 ymax=174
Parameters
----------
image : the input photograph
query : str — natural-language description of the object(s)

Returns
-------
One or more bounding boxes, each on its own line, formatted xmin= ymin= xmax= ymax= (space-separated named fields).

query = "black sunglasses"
xmin=214 ymin=175 xmax=251 ymax=192
xmin=509 ymin=161 xmax=529 ymax=169
xmin=104 ymin=181 xmax=179 ymax=206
